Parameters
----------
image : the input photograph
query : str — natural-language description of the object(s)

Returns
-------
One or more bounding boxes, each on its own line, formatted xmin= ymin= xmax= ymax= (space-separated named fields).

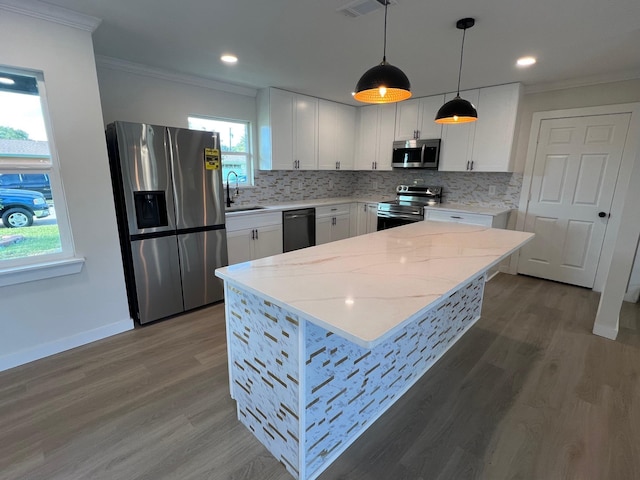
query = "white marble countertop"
xmin=225 ymin=196 xmax=391 ymax=217
xmin=215 ymin=222 xmax=533 ymax=348
xmin=424 ymin=203 xmax=512 ymax=216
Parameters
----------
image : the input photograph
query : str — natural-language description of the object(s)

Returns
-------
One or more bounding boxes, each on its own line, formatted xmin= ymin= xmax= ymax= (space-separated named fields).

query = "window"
xmin=0 ymin=67 xmax=75 ymax=273
xmin=188 ymin=116 xmax=252 ymax=185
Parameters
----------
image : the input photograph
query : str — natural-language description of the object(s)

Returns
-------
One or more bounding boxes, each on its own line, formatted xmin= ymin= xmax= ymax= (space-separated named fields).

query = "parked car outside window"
xmin=0 ymin=188 xmax=50 ymax=227
xmin=0 ymin=173 xmax=52 ymax=200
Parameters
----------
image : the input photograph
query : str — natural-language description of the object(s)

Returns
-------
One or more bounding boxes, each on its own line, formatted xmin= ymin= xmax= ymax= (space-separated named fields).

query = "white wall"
xmin=513 ymin=79 xmax=640 ymax=174
xmin=96 ymin=65 xmax=257 ymax=131
xmin=0 ymin=11 xmax=132 ymax=371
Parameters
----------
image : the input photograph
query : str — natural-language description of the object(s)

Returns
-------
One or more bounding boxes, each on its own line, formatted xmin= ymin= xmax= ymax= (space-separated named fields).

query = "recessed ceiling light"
xmin=517 ymin=56 xmax=537 ymax=67
xmin=221 ymin=54 xmax=238 ymax=64
xmin=0 ymin=77 xmax=15 ymax=85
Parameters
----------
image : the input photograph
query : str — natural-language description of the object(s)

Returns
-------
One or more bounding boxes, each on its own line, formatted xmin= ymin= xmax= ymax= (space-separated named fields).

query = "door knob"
xmin=598 ymin=211 xmax=608 ymax=218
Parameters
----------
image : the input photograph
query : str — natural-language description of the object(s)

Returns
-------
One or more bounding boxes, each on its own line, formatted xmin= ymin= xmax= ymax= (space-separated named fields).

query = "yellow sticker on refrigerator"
xmin=204 ymin=148 xmax=221 ymax=170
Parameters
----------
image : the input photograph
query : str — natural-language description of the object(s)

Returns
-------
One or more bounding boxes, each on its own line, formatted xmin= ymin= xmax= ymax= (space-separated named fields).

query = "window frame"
xmin=187 ymin=115 xmax=254 ymax=186
xmin=0 ymin=67 xmax=82 ymax=285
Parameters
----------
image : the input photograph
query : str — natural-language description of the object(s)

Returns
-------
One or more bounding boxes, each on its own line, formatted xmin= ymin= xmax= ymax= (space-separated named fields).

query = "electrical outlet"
xmin=284 ymin=185 xmax=291 ymax=195
xmin=488 ymin=185 xmax=496 ymax=196
xmin=373 ymin=181 xmax=378 ymax=189
xmin=298 ymin=181 xmax=303 ymax=189
xmin=329 ymin=180 xmax=334 ymax=190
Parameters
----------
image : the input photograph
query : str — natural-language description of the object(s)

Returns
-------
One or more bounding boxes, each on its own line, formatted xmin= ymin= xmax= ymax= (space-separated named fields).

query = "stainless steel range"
xmin=377 ymin=185 xmax=442 ymax=230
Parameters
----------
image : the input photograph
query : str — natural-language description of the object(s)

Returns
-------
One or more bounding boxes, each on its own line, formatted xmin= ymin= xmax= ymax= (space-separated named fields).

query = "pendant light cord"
xmin=456 ymin=26 xmax=467 ymax=96
xmin=382 ymin=0 xmax=388 ymax=63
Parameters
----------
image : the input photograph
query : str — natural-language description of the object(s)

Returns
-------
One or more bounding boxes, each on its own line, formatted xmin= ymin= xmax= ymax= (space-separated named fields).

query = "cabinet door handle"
xmin=470 ymin=161 xmax=474 ymax=171
xmin=251 ymin=229 xmax=255 ymax=240
xmin=466 ymin=161 xmax=470 ymax=170
xmin=255 ymin=229 xmax=259 ymax=240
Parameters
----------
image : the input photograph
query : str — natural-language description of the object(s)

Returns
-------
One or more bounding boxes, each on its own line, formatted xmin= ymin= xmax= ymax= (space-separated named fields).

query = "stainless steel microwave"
xmin=391 ymin=139 xmax=441 ymax=169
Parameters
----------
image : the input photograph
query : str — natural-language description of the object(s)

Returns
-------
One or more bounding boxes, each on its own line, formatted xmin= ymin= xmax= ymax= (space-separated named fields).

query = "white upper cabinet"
xmin=258 ymin=88 xmax=318 ymax=170
xmin=439 ymin=88 xmax=480 ymax=172
xmin=354 ymin=104 xmax=396 ymax=171
xmin=471 ymin=83 xmax=522 ymax=172
xmin=294 ymin=93 xmax=319 ymax=169
xmin=394 ymin=95 xmax=444 ymax=141
xmin=318 ymin=99 xmax=357 ymax=170
xmin=438 ymin=83 xmax=522 ymax=172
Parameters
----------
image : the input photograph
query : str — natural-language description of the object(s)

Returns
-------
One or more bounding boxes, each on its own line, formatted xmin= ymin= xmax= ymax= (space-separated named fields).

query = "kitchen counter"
xmin=215 ymin=222 xmax=533 ymax=480
xmin=225 ymin=196 xmax=391 ymax=217
xmin=216 ymin=221 xmax=531 ymax=346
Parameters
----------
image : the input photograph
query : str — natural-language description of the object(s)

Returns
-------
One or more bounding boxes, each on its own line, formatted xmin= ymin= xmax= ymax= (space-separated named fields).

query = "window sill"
xmin=0 ymin=257 xmax=85 ymax=287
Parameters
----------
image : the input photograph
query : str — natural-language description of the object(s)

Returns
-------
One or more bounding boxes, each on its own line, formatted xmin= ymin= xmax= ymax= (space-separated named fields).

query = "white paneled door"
xmin=518 ymin=113 xmax=631 ymax=287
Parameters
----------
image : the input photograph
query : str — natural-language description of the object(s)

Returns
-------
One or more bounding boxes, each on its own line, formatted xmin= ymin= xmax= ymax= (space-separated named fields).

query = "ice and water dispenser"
xmin=133 ymin=191 xmax=168 ymax=229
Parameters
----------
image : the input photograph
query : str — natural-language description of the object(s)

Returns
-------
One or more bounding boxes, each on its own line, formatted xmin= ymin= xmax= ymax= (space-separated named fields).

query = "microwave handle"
xmin=420 ymin=144 xmax=426 ymax=165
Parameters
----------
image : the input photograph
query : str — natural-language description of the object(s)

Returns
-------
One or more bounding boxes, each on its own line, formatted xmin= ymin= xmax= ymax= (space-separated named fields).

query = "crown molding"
xmin=524 ymin=69 xmax=640 ymax=95
xmin=0 ymin=0 xmax=101 ymax=32
xmin=95 ymin=56 xmax=257 ymax=98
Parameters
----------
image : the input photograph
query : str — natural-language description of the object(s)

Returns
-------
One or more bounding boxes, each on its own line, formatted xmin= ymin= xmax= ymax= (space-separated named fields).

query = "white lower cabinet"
xmin=316 ymin=204 xmax=351 ymax=245
xmin=355 ymin=202 xmax=379 ymax=235
xmin=424 ymin=209 xmax=508 ymax=228
xmin=226 ymin=212 xmax=283 ymax=265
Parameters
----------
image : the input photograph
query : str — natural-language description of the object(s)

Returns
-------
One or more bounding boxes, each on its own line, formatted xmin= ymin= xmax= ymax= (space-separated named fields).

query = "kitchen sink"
xmin=226 ymin=205 xmax=267 ymax=213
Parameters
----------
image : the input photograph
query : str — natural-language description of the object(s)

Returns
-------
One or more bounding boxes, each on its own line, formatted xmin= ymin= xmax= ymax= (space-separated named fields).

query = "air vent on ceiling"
xmin=337 ymin=0 xmax=398 ymax=18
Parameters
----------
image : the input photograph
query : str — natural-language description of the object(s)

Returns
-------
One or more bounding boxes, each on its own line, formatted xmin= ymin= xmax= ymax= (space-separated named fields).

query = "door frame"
xmin=513 ymin=102 xmax=640 ymax=292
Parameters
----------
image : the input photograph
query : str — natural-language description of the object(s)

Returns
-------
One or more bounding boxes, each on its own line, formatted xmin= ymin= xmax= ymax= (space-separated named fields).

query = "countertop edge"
xmin=215 ymin=232 xmax=534 ymax=348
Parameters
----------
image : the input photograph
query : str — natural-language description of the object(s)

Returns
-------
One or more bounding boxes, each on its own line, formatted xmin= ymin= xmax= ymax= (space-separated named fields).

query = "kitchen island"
xmin=215 ymin=221 xmax=533 ymax=480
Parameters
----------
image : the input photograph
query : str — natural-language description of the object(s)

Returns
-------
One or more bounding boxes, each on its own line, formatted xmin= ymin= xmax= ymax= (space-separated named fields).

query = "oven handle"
xmin=377 ymin=212 xmax=423 ymax=221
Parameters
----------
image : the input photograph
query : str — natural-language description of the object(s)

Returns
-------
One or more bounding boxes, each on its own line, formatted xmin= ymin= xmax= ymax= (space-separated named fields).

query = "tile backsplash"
xmin=233 ymin=170 xmax=522 ymax=209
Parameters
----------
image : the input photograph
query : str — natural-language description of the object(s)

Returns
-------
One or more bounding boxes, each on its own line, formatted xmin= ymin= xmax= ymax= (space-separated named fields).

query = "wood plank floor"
xmin=1 ymin=274 xmax=639 ymax=480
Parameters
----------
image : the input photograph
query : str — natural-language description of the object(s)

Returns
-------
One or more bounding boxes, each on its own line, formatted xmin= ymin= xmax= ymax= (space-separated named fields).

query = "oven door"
xmin=377 ymin=215 xmax=421 ymax=231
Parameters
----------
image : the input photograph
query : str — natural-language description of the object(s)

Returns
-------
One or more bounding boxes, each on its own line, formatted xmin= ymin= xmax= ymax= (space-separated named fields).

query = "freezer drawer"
xmin=178 ymin=228 xmax=228 ymax=310
xmin=130 ymin=236 xmax=184 ymax=324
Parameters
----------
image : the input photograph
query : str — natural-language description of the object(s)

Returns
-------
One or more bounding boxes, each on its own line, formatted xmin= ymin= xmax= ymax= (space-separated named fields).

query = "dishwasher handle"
xmin=283 ymin=208 xmax=316 ymax=220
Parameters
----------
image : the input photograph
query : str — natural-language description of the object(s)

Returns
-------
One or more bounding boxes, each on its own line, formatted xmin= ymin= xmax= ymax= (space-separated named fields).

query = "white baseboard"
xmin=0 ymin=318 xmax=134 ymax=372
xmin=592 ymin=322 xmax=618 ymax=341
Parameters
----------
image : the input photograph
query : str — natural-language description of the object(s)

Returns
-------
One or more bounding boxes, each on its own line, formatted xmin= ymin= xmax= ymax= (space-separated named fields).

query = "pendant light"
xmin=353 ymin=0 xmax=411 ymax=104
xmin=435 ymin=18 xmax=478 ymax=124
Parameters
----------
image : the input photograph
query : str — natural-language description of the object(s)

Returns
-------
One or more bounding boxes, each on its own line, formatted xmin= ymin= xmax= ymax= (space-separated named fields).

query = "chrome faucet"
xmin=226 ymin=171 xmax=239 ymax=207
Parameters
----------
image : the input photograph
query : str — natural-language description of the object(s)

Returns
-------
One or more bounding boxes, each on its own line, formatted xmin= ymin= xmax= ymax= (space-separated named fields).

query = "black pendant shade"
xmin=435 ymin=95 xmax=478 ymax=124
xmin=435 ymin=17 xmax=478 ymax=124
xmin=354 ymin=61 xmax=411 ymax=103
xmin=354 ymin=0 xmax=411 ymax=104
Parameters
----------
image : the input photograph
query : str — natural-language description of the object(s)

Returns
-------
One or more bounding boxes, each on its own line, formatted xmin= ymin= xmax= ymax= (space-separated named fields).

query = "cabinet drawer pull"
xmin=450 ymin=216 xmax=463 ymax=219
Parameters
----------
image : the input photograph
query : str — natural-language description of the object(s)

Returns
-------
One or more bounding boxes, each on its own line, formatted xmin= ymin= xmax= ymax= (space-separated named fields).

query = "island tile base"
xmin=224 ymin=274 xmax=485 ymax=480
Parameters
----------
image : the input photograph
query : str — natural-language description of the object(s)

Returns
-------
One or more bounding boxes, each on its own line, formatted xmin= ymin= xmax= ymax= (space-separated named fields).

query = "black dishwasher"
xmin=283 ymin=208 xmax=316 ymax=252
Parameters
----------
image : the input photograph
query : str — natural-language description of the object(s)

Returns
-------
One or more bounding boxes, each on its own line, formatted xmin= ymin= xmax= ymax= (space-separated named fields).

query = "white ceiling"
xmin=43 ymin=0 xmax=640 ymax=105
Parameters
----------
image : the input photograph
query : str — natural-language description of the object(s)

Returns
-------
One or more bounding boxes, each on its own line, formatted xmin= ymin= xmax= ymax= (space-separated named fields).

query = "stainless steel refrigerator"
xmin=106 ymin=121 xmax=228 ymax=324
